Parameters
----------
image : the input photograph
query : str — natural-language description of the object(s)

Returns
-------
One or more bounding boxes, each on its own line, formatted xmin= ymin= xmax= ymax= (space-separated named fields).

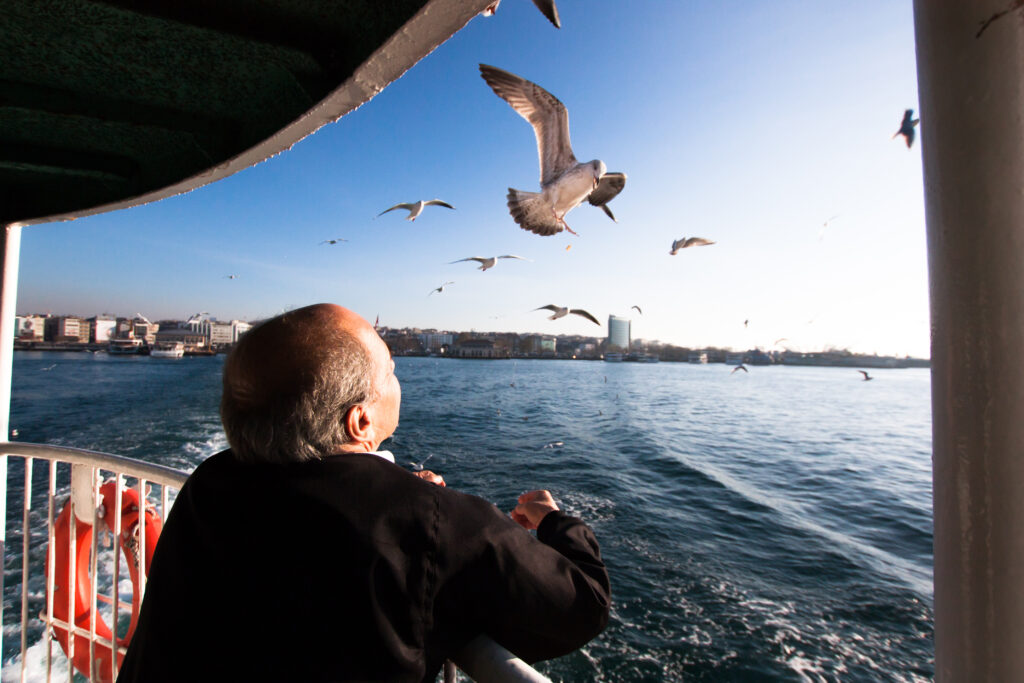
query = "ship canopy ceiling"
xmin=1 ymin=0 xmax=491 ymax=226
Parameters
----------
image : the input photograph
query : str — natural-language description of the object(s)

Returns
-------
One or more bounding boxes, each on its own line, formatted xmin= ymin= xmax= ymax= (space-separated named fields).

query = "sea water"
xmin=2 ymin=352 xmax=933 ymax=681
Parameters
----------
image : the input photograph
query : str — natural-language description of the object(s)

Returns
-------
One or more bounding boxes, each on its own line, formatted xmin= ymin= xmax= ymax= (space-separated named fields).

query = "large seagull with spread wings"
xmin=479 ymin=64 xmax=626 ymax=236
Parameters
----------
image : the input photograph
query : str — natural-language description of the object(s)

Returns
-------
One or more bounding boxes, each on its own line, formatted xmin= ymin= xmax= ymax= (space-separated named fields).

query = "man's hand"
xmin=511 ymin=490 xmax=559 ymax=530
xmin=413 ymin=470 xmax=445 ymax=487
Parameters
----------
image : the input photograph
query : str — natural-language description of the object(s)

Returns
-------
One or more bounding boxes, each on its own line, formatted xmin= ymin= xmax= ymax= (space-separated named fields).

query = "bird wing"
xmin=378 ymin=203 xmax=413 ymax=217
xmin=507 ymin=188 xmax=563 ymax=235
xmin=570 ymin=309 xmax=601 ymax=326
xmin=534 ymin=305 xmax=561 ymax=313
xmin=497 ymin=255 xmax=529 ymax=261
xmin=902 ymin=109 xmax=914 ymax=125
xmin=530 ymin=0 xmax=561 ymax=28
xmin=905 ymin=127 xmax=915 ymax=148
xmin=685 ymin=237 xmax=715 ymax=247
xmin=858 ymin=370 xmax=869 ymax=378
xmin=426 ymin=200 xmax=455 ymax=210
xmin=450 ymin=257 xmax=487 ymax=264
xmin=632 ymin=305 xmax=642 ymax=314
xmin=480 ymin=64 xmax=576 ymax=185
xmin=588 ymin=172 xmax=627 ymax=207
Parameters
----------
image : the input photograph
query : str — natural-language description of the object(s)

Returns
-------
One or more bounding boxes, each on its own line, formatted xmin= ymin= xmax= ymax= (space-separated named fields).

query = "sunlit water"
xmin=2 ymin=352 xmax=933 ymax=681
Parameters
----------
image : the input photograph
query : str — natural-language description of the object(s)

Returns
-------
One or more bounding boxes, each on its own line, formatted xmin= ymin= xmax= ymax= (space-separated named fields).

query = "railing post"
xmin=0 ymin=222 xmax=23 ymax=661
xmin=913 ymin=2 xmax=1024 ymax=680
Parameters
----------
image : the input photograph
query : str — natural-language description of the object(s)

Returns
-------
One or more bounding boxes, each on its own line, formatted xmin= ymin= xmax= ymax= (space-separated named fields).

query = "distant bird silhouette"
xmin=744 ymin=319 xmax=749 ymax=328
xmin=631 ymin=305 xmax=643 ymax=315
xmin=819 ymin=214 xmax=841 ymax=241
xmin=773 ymin=337 xmax=788 ymax=346
xmin=409 ymin=454 xmax=433 ymax=471
xmin=378 ymin=200 xmax=455 ymax=221
xmin=731 ymin=365 xmax=748 ymax=375
xmin=449 ymin=255 xmax=529 ymax=271
xmin=670 ymin=237 xmax=715 ymax=254
xmin=892 ymin=109 xmax=920 ymax=149
xmin=482 ymin=0 xmax=561 ymax=28
xmin=40 ymin=364 xmax=56 ymax=372
xmin=479 ymin=64 xmax=624 ymax=236
xmin=858 ymin=370 xmax=874 ymax=381
xmin=533 ymin=305 xmax=600 ymax=326
xmin=429 ymin=282 xmax=455 ymax=296
xmin=224 ymin=275 xmax=238 ymax=279
xmin=319 ymin=238 xmax=348 ymax=245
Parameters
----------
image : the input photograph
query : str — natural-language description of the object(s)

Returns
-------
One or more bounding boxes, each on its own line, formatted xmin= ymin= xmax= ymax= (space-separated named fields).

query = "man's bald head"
xmin=220 ymin=304 xmax=384 ymax=463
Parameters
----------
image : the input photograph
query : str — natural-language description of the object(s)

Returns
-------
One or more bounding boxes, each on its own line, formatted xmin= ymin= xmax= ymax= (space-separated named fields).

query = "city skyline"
xmin=15 ymin=2 xmax=928 ymax=357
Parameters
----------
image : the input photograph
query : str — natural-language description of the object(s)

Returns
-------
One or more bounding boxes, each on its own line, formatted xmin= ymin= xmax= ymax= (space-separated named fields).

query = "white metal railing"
xmin=1 ymin=442 xmax=186 ymax=683
xmin=0 ymin=442 xmax=550 ymax=683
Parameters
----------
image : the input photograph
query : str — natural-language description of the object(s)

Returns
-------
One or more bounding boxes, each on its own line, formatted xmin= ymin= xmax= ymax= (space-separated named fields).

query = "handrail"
xmin=1 ymin=443 xmax=549 ymax=683
xmin=0 ymin=442 xmax=188 ymax=488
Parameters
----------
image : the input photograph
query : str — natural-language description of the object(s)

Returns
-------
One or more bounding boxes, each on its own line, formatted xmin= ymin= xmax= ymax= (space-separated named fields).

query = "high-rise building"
xmin=608 ymin=315 xmax=631 ymax=351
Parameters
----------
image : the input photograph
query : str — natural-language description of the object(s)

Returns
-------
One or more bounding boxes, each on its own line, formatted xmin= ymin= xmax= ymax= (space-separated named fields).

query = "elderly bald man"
xmin=118 ymin=304 xmax=610 ymax=683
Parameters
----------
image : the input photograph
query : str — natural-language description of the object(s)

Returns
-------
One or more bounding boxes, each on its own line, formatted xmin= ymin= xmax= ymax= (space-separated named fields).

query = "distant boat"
xmin=108 ymin=338 xmax=142 ymax=355
xmin=604 ymin=352 xmax=624 ymax=362
xmin=150 ymin=341 xmax=185 ymax=359
xmin=688 ymin=351 xmax=708 ymax=364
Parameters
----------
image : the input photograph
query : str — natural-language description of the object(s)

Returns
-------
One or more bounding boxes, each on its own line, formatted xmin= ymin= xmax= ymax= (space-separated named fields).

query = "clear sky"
xmin=16 ymin=1 xmax=928 ymax=357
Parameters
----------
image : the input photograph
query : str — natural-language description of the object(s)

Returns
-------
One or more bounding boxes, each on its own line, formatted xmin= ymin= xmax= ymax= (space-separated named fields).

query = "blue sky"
xmin=16 ymin=1 xmax=928 ymax=357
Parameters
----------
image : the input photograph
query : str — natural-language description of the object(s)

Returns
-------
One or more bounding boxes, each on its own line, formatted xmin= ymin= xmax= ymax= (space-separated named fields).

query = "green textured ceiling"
xmin=0 ymin=0 xmax=445 ymax=225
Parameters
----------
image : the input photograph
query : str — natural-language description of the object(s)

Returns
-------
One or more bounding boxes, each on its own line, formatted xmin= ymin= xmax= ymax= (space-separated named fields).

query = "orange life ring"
xmin=46 ymin=480 xmax=163 ymax=682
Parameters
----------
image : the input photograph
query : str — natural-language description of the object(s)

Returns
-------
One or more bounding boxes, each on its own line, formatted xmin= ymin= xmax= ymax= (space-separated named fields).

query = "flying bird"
xmin=533 ymin=305 xmax=601 ymax=326
xmin=670 ymin=237 xmax=715 ymax=254
xmin=429 ymin=282 xmax=455 ymax=296
xmin=224 ymin=275 xmax=238 ymax=279
xmin=377 ymin=200 xmax=455 ymax=221
xmin=482 ymin=0 xmax=561 ymax=28
xmin=479 ymin=64 xmax=625 ymax=236
xmin=409 ymin=454 xmax=433 ymax=471
xmin=819 ymin=214 xmax=841 ymax=241
xmin=588 ymin=173 xmax=627 ymax=222
xmin=858 ymin=370 xmax=874 ymax=381
xmin=320 ymin=238 xmax=348 ymax=245
xmin=631 ymin=305 xmax=643 ymax=315
xmin=731 ymin=365 xmax=748 ymax=375
xmin=449 ymin=255 xmax=529 ymax=271
xmin=892 ymin=109 xmax=920 ymax=149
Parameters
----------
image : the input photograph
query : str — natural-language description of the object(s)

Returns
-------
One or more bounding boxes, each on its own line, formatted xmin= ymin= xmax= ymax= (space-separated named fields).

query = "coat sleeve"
xmin=432 ymin=491 xmax=611 ymax=663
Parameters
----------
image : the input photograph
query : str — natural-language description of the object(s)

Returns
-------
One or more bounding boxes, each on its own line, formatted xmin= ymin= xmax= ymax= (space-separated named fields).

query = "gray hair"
xmin=220 ymin=310 xmax=378 ymax=464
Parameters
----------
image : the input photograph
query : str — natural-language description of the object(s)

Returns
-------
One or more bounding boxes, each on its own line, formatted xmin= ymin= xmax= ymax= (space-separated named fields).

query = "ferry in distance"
xmin=150 ymin=341 xmax=185 ymax=359
xmin=108 ymin=338 xmax=143 ymax=355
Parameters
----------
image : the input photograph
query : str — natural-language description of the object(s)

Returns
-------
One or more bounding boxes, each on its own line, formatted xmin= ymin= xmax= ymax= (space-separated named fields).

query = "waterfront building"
xmin=90 ymin=317 xmax=117 ymax=344
xmin=453 ymin=338 xmax=509 ymax=359
xmin=608 ymin=315 xmax=631 ymax=351
xmin=15 ymin=315 xmax=45 ymax=341
xmin=418 ymin=332 xmax=454 ymax=353
xmin=45 ymin=316 xmax=90 ymax=343
xmin=154 ymin=326 xmax=208 ymax=352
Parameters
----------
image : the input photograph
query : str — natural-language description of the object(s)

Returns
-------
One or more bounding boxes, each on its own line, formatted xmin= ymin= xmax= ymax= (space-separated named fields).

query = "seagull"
xmin=858 ymin=370 xmax=874 ymax=381
xmin=588 ymin=173 xmax=627 ymax=222
xmin=377 ymin=200 xmax=455 ymax=221
xmin=744 ymin=319 xmax=749 ymax=328
xmin=542 ymin=441 xmax=564 ymax=449
xmin=409 ymin=454 xmax=433 ymax=471
xmin=670 ymin=237 xmax=715 ymax=254
xmin=319 ymin=238 xmax=348 ymax=245
xmin=892 ymin=109 xmax=920 ymax=149
xmin=479 ymin=64 xmax=625 ymax=236
xmin=482 ymin=0 xmax=561 ymax=28
xmin=631 ymin=305 xmax=643 ymax=315
xmin=819 ymin=214 xmax=841 ymax=241
xmin=429 ymin=282 xmax=455 ymax=296
xmin=225 ymin=275 xmax=238 ymax=279
xmin=773 ymin=337 xmax=789 ymax=346
xmin=40 ymin=364 xmax=56 ymax=372
xmin=731 ymin=365 xmax=748 ymax=375
xmin=449 ymin=255 xmax=529 ymax=271
xmin=533 ymin=305 xmax=601 ymax=326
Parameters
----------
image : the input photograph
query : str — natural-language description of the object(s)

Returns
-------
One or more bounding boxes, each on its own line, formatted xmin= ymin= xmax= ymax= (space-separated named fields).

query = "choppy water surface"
xmin=3 ymin=352 xmax=933 ymax=681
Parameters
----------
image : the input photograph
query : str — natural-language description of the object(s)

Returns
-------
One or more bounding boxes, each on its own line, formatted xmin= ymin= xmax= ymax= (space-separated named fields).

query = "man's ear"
xmin=344 ymin=403 xmax=372 ymax=443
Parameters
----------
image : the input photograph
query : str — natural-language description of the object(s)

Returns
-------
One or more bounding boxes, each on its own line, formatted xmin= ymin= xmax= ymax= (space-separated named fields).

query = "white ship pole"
xmin=0 ymin=222 xmax=22 ymax=660
xmin=914 ymin=2 xmax=1024 ymax=679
